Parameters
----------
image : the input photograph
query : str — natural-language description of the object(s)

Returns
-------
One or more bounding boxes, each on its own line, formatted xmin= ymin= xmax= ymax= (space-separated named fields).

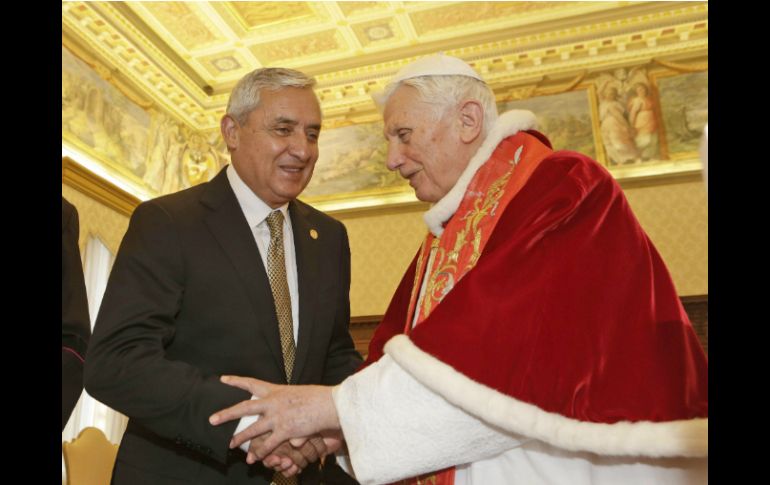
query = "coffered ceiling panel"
xmin=230 ymin=1 xmax=318 ymax=28
xmin=62 ymin=1 xmax=708 ymax=132
xmin=252 ymin=28 xmax=348 ymax=64
xmin=137 ymin=2 xmax=225 ymax=51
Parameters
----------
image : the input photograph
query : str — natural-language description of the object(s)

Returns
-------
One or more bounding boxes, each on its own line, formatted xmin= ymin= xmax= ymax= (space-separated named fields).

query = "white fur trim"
xmin=384 ymin=334 xmax=708 ymax=458
xmin=333 ymin=355 xmax=529 ymax=484
xmin=424 ymin=109 xmax=538 ymax=236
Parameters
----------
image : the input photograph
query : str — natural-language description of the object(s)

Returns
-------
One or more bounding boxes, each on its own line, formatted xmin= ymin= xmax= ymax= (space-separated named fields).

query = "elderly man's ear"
xmin=221 ymin=115 xmax=240 ymax=152
xmin=458 ymin=100 xmax=484 ymax=144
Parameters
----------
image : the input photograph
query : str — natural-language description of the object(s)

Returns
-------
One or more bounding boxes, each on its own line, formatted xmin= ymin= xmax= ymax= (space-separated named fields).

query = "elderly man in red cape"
xmin=210 ymin=54 xmax=708 ymax=484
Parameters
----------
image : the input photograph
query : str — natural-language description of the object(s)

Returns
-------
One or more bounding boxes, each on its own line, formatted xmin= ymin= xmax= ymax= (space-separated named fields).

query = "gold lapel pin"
xmin=309 ymin=229 xmax=319 ymax=240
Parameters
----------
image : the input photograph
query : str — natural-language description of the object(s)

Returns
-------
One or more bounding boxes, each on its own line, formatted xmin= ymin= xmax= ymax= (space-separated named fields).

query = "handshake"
xmin=209 ymin=376 xmax=342 ymax=478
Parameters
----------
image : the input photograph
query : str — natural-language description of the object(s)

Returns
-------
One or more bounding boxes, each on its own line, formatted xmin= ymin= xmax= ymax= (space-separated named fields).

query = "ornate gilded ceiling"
xmin=62 ymin=1 xmax=708 ymax=132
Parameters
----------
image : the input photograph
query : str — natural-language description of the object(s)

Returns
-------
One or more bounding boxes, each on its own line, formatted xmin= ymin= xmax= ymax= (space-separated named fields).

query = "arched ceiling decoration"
xmin=63 ymin=1 xmax=707 ymax=131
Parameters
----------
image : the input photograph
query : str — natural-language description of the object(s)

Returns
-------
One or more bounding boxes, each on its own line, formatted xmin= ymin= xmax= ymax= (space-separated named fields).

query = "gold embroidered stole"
xmin=395 ymin=132 xmax=551 ymax=485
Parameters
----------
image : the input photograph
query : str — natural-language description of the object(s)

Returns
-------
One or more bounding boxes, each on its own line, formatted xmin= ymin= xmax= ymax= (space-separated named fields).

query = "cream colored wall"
xmin=62 ymin=183 xmax=130 ymax=257
xmin=338 ymin=207 xmax=427 ymax=317
xmin=624 ymin=180 xmax=708 ymax=297
xmin=339 ymin=180 xmax=708 ymax=317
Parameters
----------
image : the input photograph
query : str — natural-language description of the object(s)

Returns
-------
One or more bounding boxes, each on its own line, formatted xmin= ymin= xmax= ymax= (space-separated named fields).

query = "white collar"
xmin=226 ymin=164 xmax=289 ymax=227
xmin=423 ymin=110 xmax=538 ymax=237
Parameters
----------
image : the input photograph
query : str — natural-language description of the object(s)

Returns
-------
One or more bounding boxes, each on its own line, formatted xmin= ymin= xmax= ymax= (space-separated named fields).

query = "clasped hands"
xmin=209 ymin=376 xmax=342 ymax=478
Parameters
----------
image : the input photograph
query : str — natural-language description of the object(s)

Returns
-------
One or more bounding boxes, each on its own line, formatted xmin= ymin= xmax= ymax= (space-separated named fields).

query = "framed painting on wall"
xmin=300 ymin=119 xmax=418 ymax=213
xmin=592 ymin=67 xmax=707 ymax=182
xmin=498 ymin=88 xmax=597 ymax=160
xmin=654 ymin=70 xmax=708 ymax=159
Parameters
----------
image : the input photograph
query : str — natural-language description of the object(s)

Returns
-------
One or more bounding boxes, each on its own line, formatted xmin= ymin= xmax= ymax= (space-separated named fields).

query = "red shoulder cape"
xmin=363 ymin=139 xmax=707 ymax=457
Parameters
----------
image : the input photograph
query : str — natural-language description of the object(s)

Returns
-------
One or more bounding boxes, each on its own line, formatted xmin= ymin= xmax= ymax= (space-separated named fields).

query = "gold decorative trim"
xmin=617 ymin=169 xmax=703 ymax=190
xmin=63 ymin=1 xmax=707 ymax=131
xmin=62 ymin=157 xmax=141 ymax=218
xmin=652 ymin=58 xmax=708 ymax=73
xmin=498 ymin=71 xmax=587 ymax=102
xmin=62 ymin=34 xmax=154 ymax=110
xmin=324 ymin=199 xmax=430 ymax=219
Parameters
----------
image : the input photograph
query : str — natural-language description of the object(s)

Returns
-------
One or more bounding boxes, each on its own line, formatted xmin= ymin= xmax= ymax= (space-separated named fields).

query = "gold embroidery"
xmin=464 ymin=158 xmax=517 ymax=269
xmin=420 ymin=153 xmax=520 ymax=319
xmin=398 ymin=134 xmax=551 ymax=485
xmin=414 ymin=473 xmax=438 ymax=484
xmin=406 ymin=236 xmax=434 ymax=332
xmin=421 ymin=245 xmax=454 ymax=320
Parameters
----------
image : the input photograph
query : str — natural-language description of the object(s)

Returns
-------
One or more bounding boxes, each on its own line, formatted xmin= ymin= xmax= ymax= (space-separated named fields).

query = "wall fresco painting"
xmin=499 ymin=90 xmax=596 ymax=160
xmin=304 ymin=121 xmax=406 ymax=198
xmin=657 ymin=71 xmax=708 ymax=156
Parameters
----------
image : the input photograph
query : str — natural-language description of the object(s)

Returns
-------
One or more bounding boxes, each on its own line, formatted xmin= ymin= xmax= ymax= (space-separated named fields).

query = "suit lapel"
xmin=200 ymin=169 xmax=285 ymax=374
xmin=289 ymin=201 xmax=320 ymax=384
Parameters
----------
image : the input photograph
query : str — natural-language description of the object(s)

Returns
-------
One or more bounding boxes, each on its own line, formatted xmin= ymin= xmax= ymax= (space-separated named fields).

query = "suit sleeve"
xmin=62 ymin=199 xmax=91 ymax=430
xmin=321 ymin=222 xmax=363 ymax=385
xmin=84 ymin=201 xmax=249 ymax=463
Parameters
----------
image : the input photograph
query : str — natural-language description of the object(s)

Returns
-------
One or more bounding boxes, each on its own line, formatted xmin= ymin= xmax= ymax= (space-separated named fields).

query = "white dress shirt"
xmin=226 ymin=164 xmax=300 ymax=445
xmin=226 ymin=164 xmax=299 ymax=342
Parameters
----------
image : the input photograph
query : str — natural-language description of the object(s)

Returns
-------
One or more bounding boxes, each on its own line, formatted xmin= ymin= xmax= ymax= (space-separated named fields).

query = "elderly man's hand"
xmin=261 ymin=431 xmax=346 ymax=477
xmin=257 ymin=432 xmax=327 ymax=477
xmin=209 ymin=376 xmax=341 ymax=460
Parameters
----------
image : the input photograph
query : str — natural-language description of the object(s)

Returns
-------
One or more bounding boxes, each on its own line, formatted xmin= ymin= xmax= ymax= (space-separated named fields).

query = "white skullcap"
xmin=389 ymin=53 xmax=484 ymax=84
xmin=372 ymin=54 xmax=485 ymax=108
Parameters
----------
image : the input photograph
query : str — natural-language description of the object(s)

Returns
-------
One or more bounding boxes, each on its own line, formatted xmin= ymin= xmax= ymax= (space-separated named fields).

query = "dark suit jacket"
xmin=62 ymin=197 xmax=91 ymax=430
xmin=84 ymin=168 xmax=362 ymax=484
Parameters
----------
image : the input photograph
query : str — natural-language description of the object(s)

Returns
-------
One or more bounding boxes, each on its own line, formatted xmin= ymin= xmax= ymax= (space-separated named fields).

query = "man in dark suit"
xmin=62 ymin=197 xmax=91 ymax=430
xmin=84 ymin=68 xmax=362 ymax=484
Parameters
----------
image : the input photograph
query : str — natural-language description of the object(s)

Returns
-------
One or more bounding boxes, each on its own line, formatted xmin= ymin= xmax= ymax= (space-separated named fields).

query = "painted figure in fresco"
xmin=143 ymin=117 xmax=190 ymax=196
xmin=182 ymin=133 xmax=222 ymax=187
xmin=627 ymin=83 xmax=659 ymax=160
xmin=84 ymin=68 xmax=362 ymax=485
xmin=143 ymin=116 xmax=172 ymax=193
xmin=62 ymin=73 xmax=93 ymax=143
xmin=160 ymin=123 xmax=185 ymax=195
xmin=599 ymin=86 xmax=640 ymax=165
xmin=209 ymin=54 xmax=708 ymax=485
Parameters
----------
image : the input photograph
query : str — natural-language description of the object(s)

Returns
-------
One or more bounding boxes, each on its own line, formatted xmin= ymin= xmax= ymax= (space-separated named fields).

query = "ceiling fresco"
xmin=63 ymin=1 xmax=707 ymax=131
xmin=62 ymin=1 xmax=707 ymax=209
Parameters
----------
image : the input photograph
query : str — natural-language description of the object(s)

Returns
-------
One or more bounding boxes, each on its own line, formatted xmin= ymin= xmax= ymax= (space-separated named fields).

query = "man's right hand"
xmin=256 ymin=432 xmax=327 ymax=476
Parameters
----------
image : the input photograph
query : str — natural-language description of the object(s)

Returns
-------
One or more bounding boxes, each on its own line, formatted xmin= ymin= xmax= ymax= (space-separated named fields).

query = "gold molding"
xmin=652 ymin=58 xmax=708 ymax=73
xmin=62 ymin=33 xmax=154 ymax=111
xmin=617 ymin=169 xmax=704 ymax=190
xmin=62 ymin=157 xmax=141 ymax=218
xmin=323 ymin=199 xmax=430 ymax=219
xmin=113 ymin=1 xmax=215 ymax=93
xmin=63 ymin=1 xmax=707 ymax=131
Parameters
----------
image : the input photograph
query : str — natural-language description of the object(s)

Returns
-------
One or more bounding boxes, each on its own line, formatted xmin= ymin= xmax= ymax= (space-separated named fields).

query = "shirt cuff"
xmin=233 ymin=396 xmax=260 ymax=453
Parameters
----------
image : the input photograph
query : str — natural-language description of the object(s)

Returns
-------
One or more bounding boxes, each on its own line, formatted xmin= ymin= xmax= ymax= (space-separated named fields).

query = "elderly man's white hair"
xmin=378 ymin=55 xmax=499 ymax=137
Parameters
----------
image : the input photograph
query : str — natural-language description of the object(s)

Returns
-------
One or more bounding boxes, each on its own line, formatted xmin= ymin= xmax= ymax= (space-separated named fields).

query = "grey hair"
xmin=382 ymin=75 xmax=498 ymax=136
xmin=226 ymin=68 xmax=317 ymax=124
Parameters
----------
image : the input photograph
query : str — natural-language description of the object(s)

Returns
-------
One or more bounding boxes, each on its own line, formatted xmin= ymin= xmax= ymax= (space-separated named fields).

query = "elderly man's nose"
xmin=288 ymin=134 xmax=311 ymax=161
xmin=386 ymin=144 xmax=405 ymax=171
